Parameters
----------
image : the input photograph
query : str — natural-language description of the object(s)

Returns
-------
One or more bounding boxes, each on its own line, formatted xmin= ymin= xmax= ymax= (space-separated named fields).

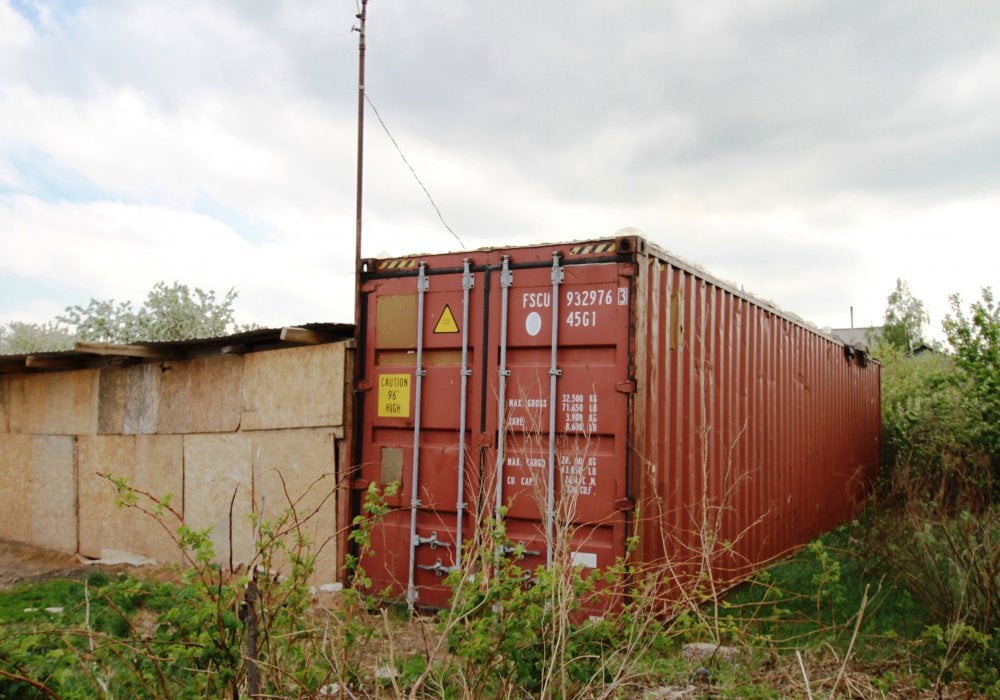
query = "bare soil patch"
xmin=0 ymin=539 xmax=168 ymax=589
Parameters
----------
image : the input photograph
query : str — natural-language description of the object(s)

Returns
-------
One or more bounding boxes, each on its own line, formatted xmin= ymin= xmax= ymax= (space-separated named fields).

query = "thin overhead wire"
xmin=364 ymin=93 xmax=466 ymax=250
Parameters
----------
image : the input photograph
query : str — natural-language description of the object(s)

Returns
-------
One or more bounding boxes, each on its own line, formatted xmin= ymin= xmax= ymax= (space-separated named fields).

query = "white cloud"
xmin=0 ymin=4 xmax=33 ymax=51
xmin=2 ymin=0 xmax=999 ymax=345
xmin=0 ymin=194 xmax=354 ymax=326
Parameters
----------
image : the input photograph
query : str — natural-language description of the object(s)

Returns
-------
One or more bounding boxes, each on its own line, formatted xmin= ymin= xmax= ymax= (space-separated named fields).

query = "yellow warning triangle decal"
xmin=433 ymin=304 xmax=460 ymax=334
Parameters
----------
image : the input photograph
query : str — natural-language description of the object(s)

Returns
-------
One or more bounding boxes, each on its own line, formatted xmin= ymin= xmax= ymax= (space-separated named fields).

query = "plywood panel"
xmin=159 ymin=356 xmax=242 ymax=434
xmin=8 ymin=370 xmax=99 ymax=435
xmin=0 ymin=375 xmax=10 ymax=432
xmin=133 ymin=435 xmax=184 ymax=564
xmin=183 ymin=433 xmax=254 ymax=568
xmin=68 ymin=434 xmax=184 ymax=563
xmin=124 ymin=363 xmax=161 ymax=435
xmin=7 ymin=374 xmax=44 ymax=434
xmin=250 ymin=429 xmax=339 ymax=583
xmin=242 ymin=343 xmax=347 ymax=431
xmin=78 ymin=435 xmax=135 ymax=559
xmin=30 ymin=435 xmax=77 ymax=553
xmin=98 ymin=367 xmax=126 ymax=435
xmin=0 ymin=434 xmax=32 ymax=543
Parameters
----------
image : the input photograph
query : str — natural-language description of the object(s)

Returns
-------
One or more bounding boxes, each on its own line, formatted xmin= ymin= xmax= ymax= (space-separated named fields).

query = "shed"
xmin=0 ymin=323 xmax=354 ymax=584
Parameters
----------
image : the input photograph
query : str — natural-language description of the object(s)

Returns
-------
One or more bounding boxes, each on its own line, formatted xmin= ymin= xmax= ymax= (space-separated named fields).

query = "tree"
xmin=0 ymin=321 xmax=75 ymax=354
xmin=58 ymin=282 xmax=242 ymax=344
xmin=882 ymin=278 xmax=929 ymax=352
xmin=0 ymin=282 xmax=249 ymax=354
xmin=131 ymin=282 xmax=240 ymax=342
xmin=56 ymin=298 xmax=136 ymax=345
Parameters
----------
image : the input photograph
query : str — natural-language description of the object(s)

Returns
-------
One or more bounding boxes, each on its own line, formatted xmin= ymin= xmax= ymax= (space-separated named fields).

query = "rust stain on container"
xmin=353 ymin=235 xmax=881 ymax=609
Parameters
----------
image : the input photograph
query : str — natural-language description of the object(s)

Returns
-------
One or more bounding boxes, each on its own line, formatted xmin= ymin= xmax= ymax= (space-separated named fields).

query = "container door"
xmin=485 ymin=253 xmax=632 ymax=590
xmin=357 ymin=247 xmax=633 ymax=609
xmin=357 ymin=259 xmax=482 ymax=608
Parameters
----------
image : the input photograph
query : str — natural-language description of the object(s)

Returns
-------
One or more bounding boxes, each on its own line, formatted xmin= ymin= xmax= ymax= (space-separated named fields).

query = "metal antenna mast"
xmin=353 ymin=0 xmax=368 ymax=332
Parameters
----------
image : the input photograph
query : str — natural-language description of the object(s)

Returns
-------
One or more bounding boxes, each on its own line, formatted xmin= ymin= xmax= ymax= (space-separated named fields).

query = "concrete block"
xmin=8 ymin=370 xmax=99 ymax=435
xmin=30 ymin=436 xmax=77 ymax=553
xmin=98 ymin=367 xmax=126 ymax=435
xmin=242 ymin=343 xmax=347 ymax=431
xmin=77 ymin=435 xmax=136 ymax=559
xmin=159 ymin=356 xmax=242 ymax=434
xmin=251 ymin=429 xmax=339 ymax=582
xmin=183 ymin=433 xmax=254 ymax=568
xmin=124 ymin=363 xmax=160 ymax=435
xmin=682 ymin=643 xmax=740 ymax=664
xmin=0 ymin=434 xmax=32 ymax=543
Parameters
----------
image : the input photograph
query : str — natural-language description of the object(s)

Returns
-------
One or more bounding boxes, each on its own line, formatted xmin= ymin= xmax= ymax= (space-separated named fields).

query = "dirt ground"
xmin=0 ymin=539 xmax=164 ymax=589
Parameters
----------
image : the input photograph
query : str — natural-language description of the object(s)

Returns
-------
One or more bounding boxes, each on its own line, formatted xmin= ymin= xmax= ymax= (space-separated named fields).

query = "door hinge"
xmin=616 ymin=380 xmax=636 ymax=394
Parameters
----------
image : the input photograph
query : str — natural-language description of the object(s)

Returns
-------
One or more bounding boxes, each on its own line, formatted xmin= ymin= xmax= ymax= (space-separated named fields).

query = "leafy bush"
xmin=869 ymin=506 xmax=999 ymax=636
xmin=863 ymin=286 xmax=1000 ymax=692
xmin=920 ymin=621 xmax=999 ymax=693
xmin=944 ymin=287 xmax=1000 ymax=493
xmin=874 ymin=286 xmax=999 ymax=508
xmin=875 ymin=343 xmax=987 ymax=507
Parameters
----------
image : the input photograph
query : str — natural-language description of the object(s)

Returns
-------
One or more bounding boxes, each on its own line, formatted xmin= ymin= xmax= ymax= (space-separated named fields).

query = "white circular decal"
xmin=525 ymin=311 xmax=542 ymax=337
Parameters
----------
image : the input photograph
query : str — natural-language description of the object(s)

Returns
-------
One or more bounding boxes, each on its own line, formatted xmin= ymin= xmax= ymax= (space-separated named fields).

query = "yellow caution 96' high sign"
xmin=378 ymin=374 xmax=411 ymax=418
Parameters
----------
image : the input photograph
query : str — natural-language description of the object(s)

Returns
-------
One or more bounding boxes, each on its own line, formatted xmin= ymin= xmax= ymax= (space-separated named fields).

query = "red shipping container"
xmin=352 ymin=234 xmax=880 ymax=609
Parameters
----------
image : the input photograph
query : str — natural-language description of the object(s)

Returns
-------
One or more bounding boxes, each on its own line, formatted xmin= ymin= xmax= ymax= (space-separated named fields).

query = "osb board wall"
xmin=159 ymin=356 xmax=243 ymax=434
xmin=0 ymin=375 xmax=10 ymax=431
xmin=0 ymin=342 xmax=350 ymax=583
xmin=242 ymin=343 xmax=347 ymax=430
xmin=6 ymin=371 xmax=99 ymax=435
xmin=181 ymin=429 xmax=341 ymax=580
xmin=0 ymin=434 xmax=77 ymax=553
xmin=77 ymin=434 xmax=184 ymax=564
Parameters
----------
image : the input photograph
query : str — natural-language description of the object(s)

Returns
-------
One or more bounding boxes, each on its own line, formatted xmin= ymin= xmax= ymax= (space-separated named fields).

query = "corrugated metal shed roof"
xmin=0 ymin=322 xmax=354 ymax=374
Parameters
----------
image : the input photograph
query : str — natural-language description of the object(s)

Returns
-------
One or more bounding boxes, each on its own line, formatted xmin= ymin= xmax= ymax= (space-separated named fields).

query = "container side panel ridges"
xmin=355 ymin=235 xmax=881 ymax=610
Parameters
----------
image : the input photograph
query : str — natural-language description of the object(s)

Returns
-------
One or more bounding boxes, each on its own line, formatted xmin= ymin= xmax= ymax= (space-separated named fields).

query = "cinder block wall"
xmin=0 ymin=342 xmax=352 ymax=584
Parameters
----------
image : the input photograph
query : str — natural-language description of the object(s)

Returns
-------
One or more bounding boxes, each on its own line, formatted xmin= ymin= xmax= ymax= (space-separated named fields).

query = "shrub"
xmin=944 ymin=287 xmax=1000 ymax=495
xmin=870 ymin=506 xmax=999 ymax=635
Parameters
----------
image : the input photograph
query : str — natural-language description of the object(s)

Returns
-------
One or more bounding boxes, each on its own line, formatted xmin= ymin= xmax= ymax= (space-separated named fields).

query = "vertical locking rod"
xmin=494 ymin=256 xmax=513 ymax=522
xmin=455 ymin=259 xmax=473 ymax=569
xmin=406 ymin=263 xmax=429 ymax=608
xmin=546 ymin=253 xmax=564 ymax=567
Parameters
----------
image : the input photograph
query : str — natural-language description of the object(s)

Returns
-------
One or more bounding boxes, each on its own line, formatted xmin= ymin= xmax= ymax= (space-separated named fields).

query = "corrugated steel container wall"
xmin=631 ymin=247 xmax=880 ymax=592
xmin=353 ymin=235 xmax=880 ymax=609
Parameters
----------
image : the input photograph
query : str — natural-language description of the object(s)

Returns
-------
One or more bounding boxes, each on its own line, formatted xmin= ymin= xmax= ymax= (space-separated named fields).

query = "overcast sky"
xmin=2 ymin=1 xmax=999 ymax=340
